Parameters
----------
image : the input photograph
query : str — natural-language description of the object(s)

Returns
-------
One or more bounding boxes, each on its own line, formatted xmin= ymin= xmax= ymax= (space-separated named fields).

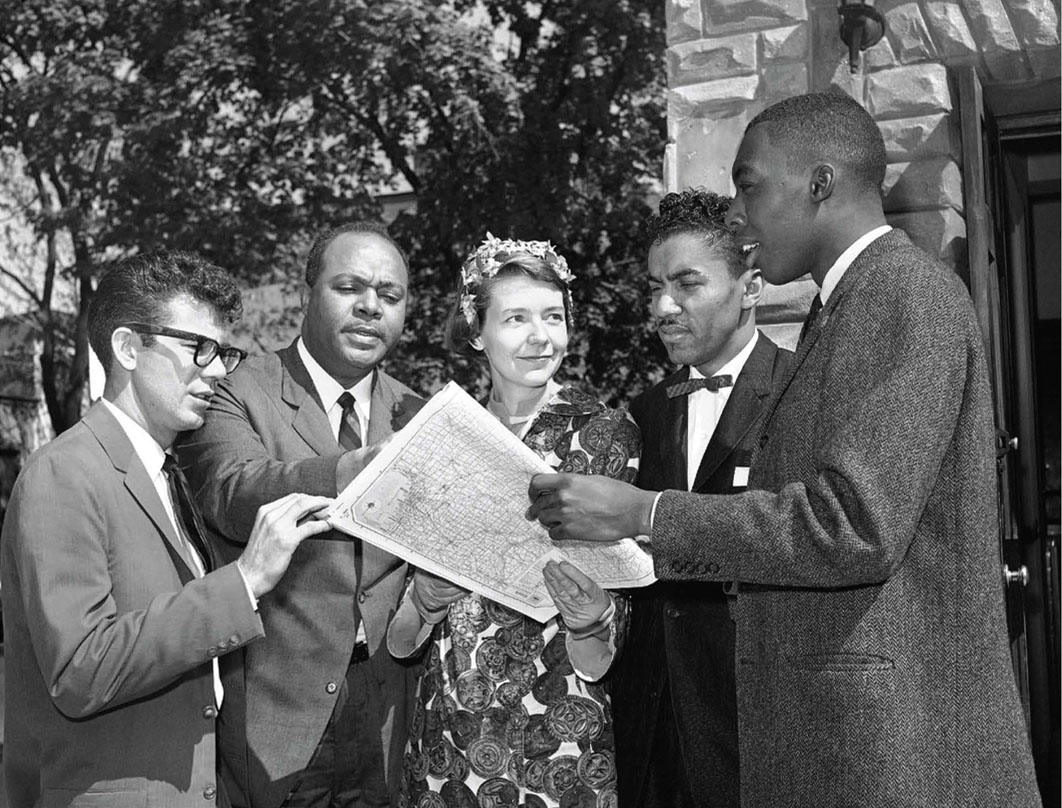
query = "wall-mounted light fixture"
xmin=838 ymin=0 xmax=886 ymax=73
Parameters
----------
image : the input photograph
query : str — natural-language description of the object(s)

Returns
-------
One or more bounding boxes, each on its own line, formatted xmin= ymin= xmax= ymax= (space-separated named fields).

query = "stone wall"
xmin=665 ymin=0 xmax=1060 ymax=345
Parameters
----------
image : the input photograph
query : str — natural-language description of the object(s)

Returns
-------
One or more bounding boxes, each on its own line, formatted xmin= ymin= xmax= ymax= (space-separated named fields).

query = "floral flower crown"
xmin=459 ymin=232 xmax=574 ymax=326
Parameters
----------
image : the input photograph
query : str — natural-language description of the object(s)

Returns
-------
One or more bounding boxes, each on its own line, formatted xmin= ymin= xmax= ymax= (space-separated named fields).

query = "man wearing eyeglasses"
xmin=1 ymin=251 xmax=335 ymax=808
xmin=179 ymin=222 xmax=423 ymax=808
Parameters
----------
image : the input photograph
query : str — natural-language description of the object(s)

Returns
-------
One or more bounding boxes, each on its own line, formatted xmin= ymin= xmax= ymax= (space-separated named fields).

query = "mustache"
xmin=341 ymin=323 xmax=383 ymax=338
xmin=654 ymin=316 xmax=685 ymax=329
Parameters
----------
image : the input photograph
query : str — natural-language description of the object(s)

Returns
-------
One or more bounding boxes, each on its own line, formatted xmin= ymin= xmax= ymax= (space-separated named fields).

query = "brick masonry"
xmin=664 ymin=0 xmax=1061 ymax=341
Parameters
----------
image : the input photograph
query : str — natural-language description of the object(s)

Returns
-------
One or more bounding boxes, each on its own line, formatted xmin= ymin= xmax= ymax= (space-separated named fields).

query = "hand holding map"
xmin=325 ymin=382 xmax=655 ymax=622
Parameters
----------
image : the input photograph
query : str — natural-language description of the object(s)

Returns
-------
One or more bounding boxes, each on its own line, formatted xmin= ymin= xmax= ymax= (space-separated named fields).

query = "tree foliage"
xmin=0 ymin=0 xmax=669 ymax=435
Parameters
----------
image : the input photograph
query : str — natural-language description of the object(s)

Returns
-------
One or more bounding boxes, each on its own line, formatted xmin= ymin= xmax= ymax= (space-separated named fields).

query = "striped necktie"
xmin=337 ymin=392 xmax=362 ymax=451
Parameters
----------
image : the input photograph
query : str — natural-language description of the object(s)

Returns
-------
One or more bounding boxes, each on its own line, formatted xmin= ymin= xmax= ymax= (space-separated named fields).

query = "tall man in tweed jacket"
xmin=609 ymin=189 xmax=790 ymax=807
xmin=529 ymin=93 xmax=1042 ymax=807
xmin=179 ymin=223 xmax=423 ymax=808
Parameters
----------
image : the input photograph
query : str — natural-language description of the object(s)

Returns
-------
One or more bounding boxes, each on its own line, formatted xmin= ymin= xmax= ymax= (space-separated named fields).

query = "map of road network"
xmin=326 ymin=381 xmax=656 ymax=622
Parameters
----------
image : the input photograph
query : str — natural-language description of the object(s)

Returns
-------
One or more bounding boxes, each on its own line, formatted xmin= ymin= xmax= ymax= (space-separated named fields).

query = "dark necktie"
xmin=665 ymin=374 xmax=734 ymax=399
xmin=337 ymin=392 xmax=362 ymax=451
xmin=798 ymin=294 xmax=824 ymax=345
xmin=161 ymin=454 xmax=213 ymax=574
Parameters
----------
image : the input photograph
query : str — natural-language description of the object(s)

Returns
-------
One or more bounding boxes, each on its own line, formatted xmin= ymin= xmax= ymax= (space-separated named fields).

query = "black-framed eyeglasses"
xmin=123 ymin=323 xmax=248 ymax=373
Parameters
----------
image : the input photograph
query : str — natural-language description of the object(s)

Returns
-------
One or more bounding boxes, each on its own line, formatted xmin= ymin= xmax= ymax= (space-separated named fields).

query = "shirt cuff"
xmin=236 ymin=563 xmax=259 ymax=612
xmin=647 ymin=491 xmax=664 ymax=536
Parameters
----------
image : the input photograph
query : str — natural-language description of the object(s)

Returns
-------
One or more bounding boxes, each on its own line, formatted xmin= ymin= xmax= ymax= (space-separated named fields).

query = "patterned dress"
xmin=399 ymin=386 xmax=641 ymax=808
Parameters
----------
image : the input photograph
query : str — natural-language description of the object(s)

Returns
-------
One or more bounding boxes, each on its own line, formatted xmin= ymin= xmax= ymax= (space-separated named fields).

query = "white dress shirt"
xmin=297 ymin=337 xmax=373 ymax=446
xmin=685 ymin=330 xmax=759 ymax=489
xmin=818 ymin=225 xmax=892 ymax=305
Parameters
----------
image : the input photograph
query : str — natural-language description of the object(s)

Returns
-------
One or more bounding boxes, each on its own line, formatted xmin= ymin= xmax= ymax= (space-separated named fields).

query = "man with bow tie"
xmin=607 ymin=188 xmax=791 ymax=808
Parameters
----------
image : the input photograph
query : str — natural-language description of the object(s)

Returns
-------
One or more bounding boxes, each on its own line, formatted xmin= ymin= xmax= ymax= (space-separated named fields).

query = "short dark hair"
xmin=89 ymin=251 xmax=243 ymax=375
xmin=444 ymin=254 xmax=574 ymax=358
xmin=304 ymin=221 xmax=409 ymax=287
xmin=747 ymin=91 xmax=887 ymax=193
xmin=642 ymin=189 xmax=745 ymax=278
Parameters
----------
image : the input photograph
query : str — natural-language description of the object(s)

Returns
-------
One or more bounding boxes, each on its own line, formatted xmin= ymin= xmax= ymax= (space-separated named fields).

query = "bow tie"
xmin=665 ymin=374 xmax=734 ymax=398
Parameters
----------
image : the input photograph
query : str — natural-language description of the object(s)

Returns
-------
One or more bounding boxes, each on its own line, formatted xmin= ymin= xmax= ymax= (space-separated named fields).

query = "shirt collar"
xmin=819 ymin=225 xmax=892 ymax=305
xmin=297 ymin=337 xmax=375 ymax=414
xmin=688 ymin=330 xmax=759 ymax=382
xmin=100 ymin=398 xmax=168 ymax=479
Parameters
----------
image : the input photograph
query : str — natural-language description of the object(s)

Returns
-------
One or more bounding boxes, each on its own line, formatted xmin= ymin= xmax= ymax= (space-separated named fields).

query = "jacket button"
xmin=759 ymin=433 xmax=769 ymax=448
xmin=203 ymin=705 xmax=218 ymax=719
xmin=203 ymin=785 xmax=217 ymax=800
xmin=665 ymin=607 xmax=680 ymax=619
xmin=708 ymin=563 xmax=720 ymax=574
xmin=228 ymin=635 xmax=239 ymax=645
xmin=358 ymin=592 xmax=367 ymax=604
xmin=207 ymin=648 xmax=218 ymax=658
xmin=326 ymin=681 xmax=338 ymax=694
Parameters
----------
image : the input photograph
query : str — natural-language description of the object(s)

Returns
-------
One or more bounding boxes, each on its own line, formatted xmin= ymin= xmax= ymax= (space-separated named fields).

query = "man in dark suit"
xmin=610 ymin=189 xmax=790 ymax=807
xmin=530 ymin=93 xmax=1042 ymax=806
xmin=179 ymin=222 xmax=422 ymax=808
xmin=1 ymin=251 xmax=332 ymax=808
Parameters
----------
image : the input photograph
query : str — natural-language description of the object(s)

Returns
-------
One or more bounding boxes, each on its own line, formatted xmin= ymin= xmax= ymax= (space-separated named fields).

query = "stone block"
xmin=866 ymin=64 xmax=952 ymax=119
xmin=668 ymin=34 xmax=758 ymax=86
xmin=760 ymin=24 xmax=808 ymax=61
xmin=760 ymin=321 xmax=803 ymax=351
xmin=879 ymin=113 xmax=961 ymax=162
xmin=670 ymin=111 xmax=753 ymax=194
xmin=703 ymin=0 xmax=807 ymax=35
xmin=664 ymin=142 xmax=680 ymax=193
xmin=758 ymin=275 xmax=819 ymax=327
xmin=880 ymin=0 xmax=938 ymax=64
xmin=864 ymin=32 xmax=900 ymax=71
xmin=666 ymin=0 xmax=703 ymax=44
xmin=961 ymin=0 xmax=1022 ymax=59
xmin=1027 ymin=46 xmax=1062 ymax=79
xmin=1001 ymin=0 xmax=1059 ymax=51
xmin=922 ymin=1 xmax=979 ymax=62
xmin=669 ymin=76 xmax=760 ymax=120
xmin=763 ymin=62 xmax=809 ymax=100
xmin=882 ymin=158 xmax=964 ymax=214
xmin=888 ymin=208 xmax=968 ymax=269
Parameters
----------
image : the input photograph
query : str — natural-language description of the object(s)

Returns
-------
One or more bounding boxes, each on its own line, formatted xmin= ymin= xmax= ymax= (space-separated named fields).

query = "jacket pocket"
xmin=783 ymin=651 xmax=895 ymax=672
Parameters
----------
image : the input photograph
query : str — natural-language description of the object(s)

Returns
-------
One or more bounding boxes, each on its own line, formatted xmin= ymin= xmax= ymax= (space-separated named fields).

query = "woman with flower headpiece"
xmin=387 ymin=234 xmax=640 ymax=808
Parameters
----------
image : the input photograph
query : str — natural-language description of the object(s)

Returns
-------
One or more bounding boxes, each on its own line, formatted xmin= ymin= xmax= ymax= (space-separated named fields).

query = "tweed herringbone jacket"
xmin=652 ymin=229 xmax=1041 ymax=807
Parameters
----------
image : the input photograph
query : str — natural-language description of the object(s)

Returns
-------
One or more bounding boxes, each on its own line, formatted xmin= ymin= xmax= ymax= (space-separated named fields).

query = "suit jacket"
xmin=611 ymin=333 xmax=789 ymax=807
xmin=1 ymin=403 xmax=264 ymax=808
xmin=651 ymin=230 xmax=1041 ymax=807
xmin=178 ymin=341 xmax=423 ymax=808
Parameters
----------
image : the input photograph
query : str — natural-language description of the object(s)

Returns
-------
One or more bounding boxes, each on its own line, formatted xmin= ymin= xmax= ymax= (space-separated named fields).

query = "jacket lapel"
xmin=367 ymin=370 xmax=396 ymax=446
xmin=83 ymin=403 xmax=195 ymax=583
xmin=653 ymin=368 xmax=690 ymax=492
xmin=278 ymin=342 xmax=341 ymax=457
xmin=690 ymin=336 xmax=776 ymax=493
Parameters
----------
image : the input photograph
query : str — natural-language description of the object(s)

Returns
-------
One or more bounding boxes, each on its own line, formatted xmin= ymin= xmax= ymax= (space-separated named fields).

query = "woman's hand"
xmin=543 ymin=559 xmax=611 ymax=633
xmin=411 ymin=569 xmax=469 ymax=623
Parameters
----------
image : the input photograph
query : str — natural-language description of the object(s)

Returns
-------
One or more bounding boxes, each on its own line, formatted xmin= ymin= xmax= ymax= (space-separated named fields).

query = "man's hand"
xmin=543 ymin=560 xmax=610 ymax=632
xmin=336 ymin=441 xmax=389 ymax=490
xmin=411 ymin=569 xmax=468 ymax=622
xmin=527 ymin=473 xmax=656 ymax=542
xmin=237 ymin=493 xmax=334 ymax=598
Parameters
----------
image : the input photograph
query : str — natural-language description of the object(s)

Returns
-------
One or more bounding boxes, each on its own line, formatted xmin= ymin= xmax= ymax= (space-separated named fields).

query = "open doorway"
xmin=961 ymin=66 xmax=1061 ymax=806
